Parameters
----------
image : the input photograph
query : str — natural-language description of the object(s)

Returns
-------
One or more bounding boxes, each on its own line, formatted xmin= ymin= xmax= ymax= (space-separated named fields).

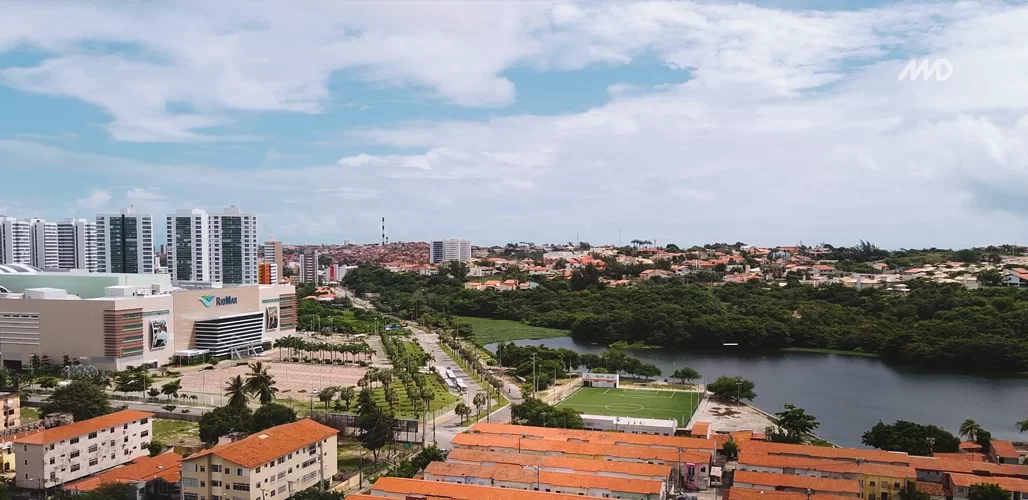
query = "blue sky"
xmin=1 ymin=0 xmax=1027 ymax=247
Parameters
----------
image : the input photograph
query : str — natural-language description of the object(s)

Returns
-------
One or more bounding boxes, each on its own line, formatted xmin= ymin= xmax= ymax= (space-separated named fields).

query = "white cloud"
xmin=3 ymin=1 xmax=1028 ymax=246
xmin=0 ymin=0 xmax=975 ymax=143
xmin=75 ymin=190 xmax=111 ymax=210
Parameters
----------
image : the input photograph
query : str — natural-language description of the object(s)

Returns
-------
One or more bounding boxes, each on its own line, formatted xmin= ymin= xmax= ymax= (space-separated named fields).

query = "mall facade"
xmin=0 ymin=267 xmax=296 ymax=370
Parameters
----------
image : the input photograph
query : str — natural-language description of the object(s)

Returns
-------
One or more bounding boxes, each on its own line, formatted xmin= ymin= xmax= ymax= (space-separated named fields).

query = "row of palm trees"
xmin=273 ymin=336 xmax=373 ymax=363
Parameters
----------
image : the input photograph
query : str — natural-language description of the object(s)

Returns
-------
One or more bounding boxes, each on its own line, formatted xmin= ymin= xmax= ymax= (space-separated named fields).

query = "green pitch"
xmin=555 ymin=387 xmax=701 ymax=427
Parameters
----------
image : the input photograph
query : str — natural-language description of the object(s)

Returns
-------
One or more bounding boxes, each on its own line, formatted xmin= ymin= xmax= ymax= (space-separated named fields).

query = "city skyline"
xmin=2 ymin=1 xmax=1027 ymax=248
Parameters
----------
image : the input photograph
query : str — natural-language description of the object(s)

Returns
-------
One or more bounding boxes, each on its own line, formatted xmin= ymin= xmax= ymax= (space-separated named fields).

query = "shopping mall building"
xmin=0 ymin=265 xmax=296 ymax=370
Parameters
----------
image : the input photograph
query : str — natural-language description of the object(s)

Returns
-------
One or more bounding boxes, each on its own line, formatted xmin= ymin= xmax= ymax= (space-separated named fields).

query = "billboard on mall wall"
xmin=266 ymin=306 xmax=279 ymax=331
xmin=150 ymin=319 xmax=168 ymax=350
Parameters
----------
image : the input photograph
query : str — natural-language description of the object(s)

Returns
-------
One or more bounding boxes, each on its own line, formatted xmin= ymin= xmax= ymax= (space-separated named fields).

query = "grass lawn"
xmin=367 ymin=376 xmax=459 ymax=417
xmin=555 ymin=387 xmax=701 ymax=427
xmin=457 ymin=316 xmax=568 ymax=345
xmin=152 ymin=419 xmax=201 ymax=447
xmin=21 ymin=407 xmax=40 ymax=424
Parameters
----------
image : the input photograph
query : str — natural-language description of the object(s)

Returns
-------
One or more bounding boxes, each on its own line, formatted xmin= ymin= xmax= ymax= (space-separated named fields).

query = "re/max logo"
xmin=199 ymin=295 xmax=238 ymax=307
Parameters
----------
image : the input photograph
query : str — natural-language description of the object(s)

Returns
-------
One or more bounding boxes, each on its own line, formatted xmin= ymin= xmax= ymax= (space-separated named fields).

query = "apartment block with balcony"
xmin=13 ymin=410 xmax=154 ymax=490
xmin=0 ymin=392 xmax=19 ymax=429
xmin=180 ymin=419 xmax=338 ymax=500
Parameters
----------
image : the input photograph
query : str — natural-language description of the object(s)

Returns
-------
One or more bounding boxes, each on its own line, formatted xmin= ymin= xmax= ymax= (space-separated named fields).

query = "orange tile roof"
xmin=934 ymin=452 xmax=987 ymax=462
xmin=916 ymin=481 xmax=947 ymax=497
xmin=184 ymin=418 xmax=337 ymax=469
xmin=445 ymin=448 xmax=672 ymax=478
xmin=451 ymin=433 xmax=710 ymax=464
xmin=424 ymin=462 xmax=663 ymax=495
xmin=744 ymin=441 xmax=910 ymax=465
xmin=65 ymin=453 xmax=182 ymax=492
xmin=991 ymin=440 xmax=1020 ymax=459
xmin=733 ymin=471 xmax=861 ymax=494
xmin=948 ymin=473 xmax=1028 ymax=492
xmin=691 ymin=422 xmax=711 ymax=437
xmin=470 ymin=423 xmax=715 ymax=452
xmin=371 ymin=477 xmax=611 ymax=500
xmin=738 ymin=452 xmax=916 ymax=477
xmin=14 ymin=410 xmax=153 ymax=445
xmin=726 ymin=487 xmax=857 ymax=500
xmin=959 ymin=442 xmax=984 ymax=452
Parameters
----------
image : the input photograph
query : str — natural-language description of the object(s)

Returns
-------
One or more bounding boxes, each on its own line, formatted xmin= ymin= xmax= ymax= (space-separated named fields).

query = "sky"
xmin=1 ymin=0 xmax=1027 ymax=248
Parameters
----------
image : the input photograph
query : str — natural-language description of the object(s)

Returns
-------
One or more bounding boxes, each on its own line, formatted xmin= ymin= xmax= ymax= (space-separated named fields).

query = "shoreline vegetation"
xmin=345 ymin=265 xmax=1028 ymax=375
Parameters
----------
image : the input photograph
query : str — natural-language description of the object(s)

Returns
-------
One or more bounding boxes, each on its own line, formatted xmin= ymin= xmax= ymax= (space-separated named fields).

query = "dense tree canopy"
xmin=199 ymin=405 xmax=253 ymax=445
xmin=345 ymin=265 xmax=1028 ymax=373
xmin=769 ymin=404 xmax=819 ymax=443
xmin=861 ymin=420 xmax=961 ymax=455
xmin=39 ymin=380 xmax=112 ymax=421
xmin=511 ymin=397 xmax=584 ymax=429
xmin=969 ymin=484 xmax=1010 ymax=500
xmin=707 ymin=376 xmax=756 ymax=403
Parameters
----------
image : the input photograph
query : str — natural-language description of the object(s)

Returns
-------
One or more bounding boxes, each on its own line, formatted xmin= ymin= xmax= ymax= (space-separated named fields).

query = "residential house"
xmin=366 ymin=477 xmax=612 ymax=500
xmin=731 ymin=470 xmax=861 ymax=497
xmin=13 ymin=410 xmax=153 ymax=490
xmin=444 ymin=448 xmax=673 ymax=483
xmin=180 ymin=419 xmax=338 ymax=500
xmin=422 ymin=461 xmax=666 ymax=500
xmin=947 ymin=473 xmax=1028 ymax=500
xmin=64 ymin=452 xmax=182 ymax=499
xmin=640 ymin=269 xmax=673 ymax=280
xmin=990 ymin=440 xmax=1022 ymax=465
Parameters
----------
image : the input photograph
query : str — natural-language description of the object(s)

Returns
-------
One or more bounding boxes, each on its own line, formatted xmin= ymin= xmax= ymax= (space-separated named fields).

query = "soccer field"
xmin=555 ymin=387 xmax=701 ymax=426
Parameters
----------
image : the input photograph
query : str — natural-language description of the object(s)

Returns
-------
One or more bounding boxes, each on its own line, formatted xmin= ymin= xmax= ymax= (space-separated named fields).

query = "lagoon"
xmin=486 ymin=336 xmax=1028 ymax=447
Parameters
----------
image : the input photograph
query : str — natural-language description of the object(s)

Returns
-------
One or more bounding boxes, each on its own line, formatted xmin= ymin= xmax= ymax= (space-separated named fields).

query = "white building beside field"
xmin=580 ymin=415 xmax=678 ymax=435
xmin=582 ymin=372 xmax=619 ymax=388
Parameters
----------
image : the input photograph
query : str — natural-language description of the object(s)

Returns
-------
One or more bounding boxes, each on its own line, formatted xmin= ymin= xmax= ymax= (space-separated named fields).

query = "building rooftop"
xmin=370 ymin=477 xmax=612 ymax=500
xmin=65 ymin=453 xmax=182 ymax=492
xmin=469 ymin=423 xmax=714 ymax=451
xmin=733 ymin=470 xmax=861 ymax=494
xmin=0 ymin=264 xmax=41 ymax=274
xmin=948 ymin=473 xmax=1028 ymax=492
xmin=726 ymin=487 xmax=857 ymax=500
xmin=425 ymin=461 xmax=664 ymax=494
xmin=452 ymin=433 xmax=710 ymax=464
xmin=185 ymin=418 xmax=337 ymax=469
xmin=991 ymin=440 xmax=1020 ymax=459
xmin=445 ymin=448 xmax=673 ymax=477
xmin=14 ymin=410 xmax=153 ymax=446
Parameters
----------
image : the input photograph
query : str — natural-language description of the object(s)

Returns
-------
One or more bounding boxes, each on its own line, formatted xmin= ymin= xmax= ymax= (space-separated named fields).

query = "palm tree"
xmin=318 ymin=387 xmax=338 ymax=410
xmin=338 ymin=386 xmax=356 ymax=411
xmin=244 ymin=362 xmax=278 ymax=404
xmin=960 ymin=419 xmax=985 ymax=442
xmin=224 ymin=375 xmax=248 ymax=408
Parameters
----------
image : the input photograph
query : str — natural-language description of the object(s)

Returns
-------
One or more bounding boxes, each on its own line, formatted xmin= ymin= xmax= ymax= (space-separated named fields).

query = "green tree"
xmin=455 ymin=402 xmax=471 ymax=424
xmin=570 ymin=264 xmax=601 ymax=291
xmin=721 ymin=440 xmax=740 ymax=460
xmin=358 ymin=404 xmax=396 ymax=463
xmin=224 ymin=375 xmax=248 ymax=408
xmin=672 ymin=366 xmax=701 ymax=385
xmin=318 ymin=387 xmax=338 ymax=409
xmin=861 ymin=420 xmax=960 ymax=455
xmin=899 ymin=482 xmax=930 ymax=500
xmin=146 ymin=440 xmax=165 ymax=457
xmin=244 ymin=361 xmax=278 ymax=404
xmin=1017 ymin=419 xmax=1028 ymax=433
xmin=39 ymin=380 xmax=111 ymax=421
xmin=389 ymin=445 xmax=448 ymax=478
xmin=769 ymin=404 xmax=819 ymax=443
xmin=959 ymin=419 xmax=985 ymax=442
xmin=472 ymin=393 xmax=487 ymax=422
xmin=978 ymin=269 xmax=1003 ymax=287
xmin=338 ymin=386 xmax=356 ymax=411
xmin=969 ymin=484 xmax=1010 ymax=500
xmin=199 ymin=405 xmax=253 ymax=445
xmin=250 ymin=403 xmax=297 ymax=432
xmin=511 ymin=397 xmax=584 ymax=429
xmin=289 ymin=487 xmax=345 ymax=500
xmin=454 ymin=321 xmax=474 ymax=339
xmin=707 ymin=376 xmax=756 ymax=403
xmin=160 ymin=379 xmax=181 ymax=402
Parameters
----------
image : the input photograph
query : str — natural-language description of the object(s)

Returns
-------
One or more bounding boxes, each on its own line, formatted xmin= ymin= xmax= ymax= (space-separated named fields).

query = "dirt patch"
xmin=709 ymin=406 xmax=741 ymax=417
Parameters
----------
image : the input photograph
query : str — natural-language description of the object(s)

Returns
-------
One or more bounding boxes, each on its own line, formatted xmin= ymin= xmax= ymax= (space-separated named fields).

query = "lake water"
xmin=486 ymin=337 xmax=1028 ymax=447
